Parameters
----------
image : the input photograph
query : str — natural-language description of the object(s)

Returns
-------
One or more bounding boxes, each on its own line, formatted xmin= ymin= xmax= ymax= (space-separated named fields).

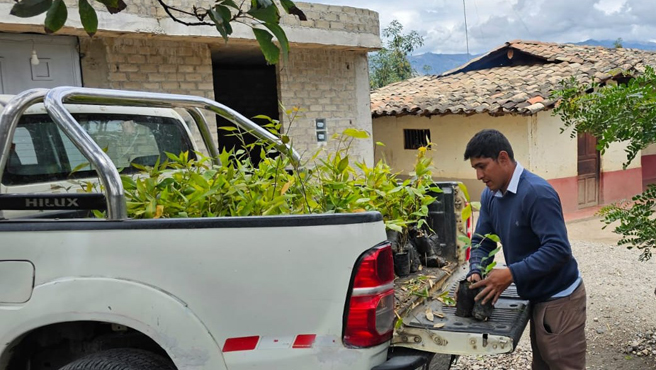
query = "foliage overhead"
xmin=369 ymin=20 xmax=424 ymax=90
xmin=552 ymin=65 xmax=656 ymax=261
xmin=600 ymin=185 xmax=656 ymax=261
xmin=9 ymin=0 xmax=306 ymax=64
xmin=552 ymin=65 xmax=656 ymax=169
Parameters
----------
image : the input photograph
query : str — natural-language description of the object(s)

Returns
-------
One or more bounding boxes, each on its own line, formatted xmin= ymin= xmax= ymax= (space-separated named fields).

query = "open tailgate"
xmin=393 ymin=280 xmax=530 ymax=356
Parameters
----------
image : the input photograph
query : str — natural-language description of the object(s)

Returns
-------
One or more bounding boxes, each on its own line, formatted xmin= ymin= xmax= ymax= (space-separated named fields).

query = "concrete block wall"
xmin=278 ymin=48 xmax=374 ymax=163
xmin=282 ymin=2 xmax=379 ymax=35
xmin=79 ymin=37 xmax=217 ymax=153
xmin=61 ymin=0 xmax=380 ymax=37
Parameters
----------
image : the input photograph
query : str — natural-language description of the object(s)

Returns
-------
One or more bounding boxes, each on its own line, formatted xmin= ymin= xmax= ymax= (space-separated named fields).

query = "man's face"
xmin=470 ymin=156 xmax=508 ymax=193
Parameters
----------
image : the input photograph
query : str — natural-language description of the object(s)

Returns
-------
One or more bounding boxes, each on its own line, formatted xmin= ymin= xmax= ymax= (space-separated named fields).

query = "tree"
xmin=552 ymin=66 xmax=656 ymax=261
xmin=614 ymin=37 xmax=624 ymax=48
xmin=369 ymin=20 xmax=424 ymax=89
xmin=8 ymin=0 xmax=306 ymax=65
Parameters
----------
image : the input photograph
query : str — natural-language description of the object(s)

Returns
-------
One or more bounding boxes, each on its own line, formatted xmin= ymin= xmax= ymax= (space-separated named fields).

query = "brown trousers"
xmin=530 ymin=281 xmax=587 ymax=370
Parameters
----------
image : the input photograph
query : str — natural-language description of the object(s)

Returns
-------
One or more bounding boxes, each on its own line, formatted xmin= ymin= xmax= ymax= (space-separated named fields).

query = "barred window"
xmin=404 ymin=129 xmax=431 ymax=150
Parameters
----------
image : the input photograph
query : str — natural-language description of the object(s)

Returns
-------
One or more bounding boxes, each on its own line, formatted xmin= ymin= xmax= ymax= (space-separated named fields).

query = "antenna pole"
xmin=463 ymin=0 xmax=470 ymax=56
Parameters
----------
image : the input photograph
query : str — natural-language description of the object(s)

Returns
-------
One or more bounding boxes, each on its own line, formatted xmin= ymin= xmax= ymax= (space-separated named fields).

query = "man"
xmin=464 ymin=129 xmax=586 ymax=370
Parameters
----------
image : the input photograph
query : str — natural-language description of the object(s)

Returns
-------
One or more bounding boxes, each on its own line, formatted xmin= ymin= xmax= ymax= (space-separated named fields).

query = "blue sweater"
xmin=469 ymin=170 xmax=579 ymax=303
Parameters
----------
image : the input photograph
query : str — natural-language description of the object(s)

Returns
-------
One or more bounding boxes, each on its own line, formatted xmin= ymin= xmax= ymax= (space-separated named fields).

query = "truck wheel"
xmin=427 ymin=354 xmax=454 ymax=370
xmin=58 ymin=348 xmax=176 ymax=370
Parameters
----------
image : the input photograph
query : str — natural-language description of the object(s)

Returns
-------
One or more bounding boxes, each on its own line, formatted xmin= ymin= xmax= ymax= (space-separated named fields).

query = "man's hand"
xmin=455 ymin=273 xmax=482 ymax=302
xmin=468 ymin=273 xmax=481 ymax=283
xmin=469 ymin=268 xmax=513 ymax=305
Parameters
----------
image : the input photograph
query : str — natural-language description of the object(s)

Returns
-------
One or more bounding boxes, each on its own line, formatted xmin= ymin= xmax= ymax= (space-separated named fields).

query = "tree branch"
xmin=156 ymin=0 xmax=213 ymax=26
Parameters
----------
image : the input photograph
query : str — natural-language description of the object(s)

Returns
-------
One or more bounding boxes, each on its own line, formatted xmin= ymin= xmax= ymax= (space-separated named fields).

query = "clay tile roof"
xmin=371 ymin=40 xmax=656 ymax=117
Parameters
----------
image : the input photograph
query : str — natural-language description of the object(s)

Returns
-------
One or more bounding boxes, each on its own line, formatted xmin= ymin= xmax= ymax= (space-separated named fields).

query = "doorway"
xmin=577 ymin=132 xmax=600 ymax=208
xmin=211 ymin=44 xmax=279 ymax=162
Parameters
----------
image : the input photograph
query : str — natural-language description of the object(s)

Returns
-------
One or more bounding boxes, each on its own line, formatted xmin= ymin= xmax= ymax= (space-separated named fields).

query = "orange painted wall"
xmin=548 ymin=167 xmax=643 ymax=213
xmin=601 ymin=167 xmax=643 ymax=203
xmin=548 ymin=177 xmax=579 ymax=214
xmin=641 ymin=154 xmax=656 ymax=190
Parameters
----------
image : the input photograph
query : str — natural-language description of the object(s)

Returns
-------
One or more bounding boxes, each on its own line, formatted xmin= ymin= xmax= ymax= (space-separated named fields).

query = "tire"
xmin=58 ymin=348 xmax=176 ymax=370
xmin=427 ymin=354 xmax=454 ymax=370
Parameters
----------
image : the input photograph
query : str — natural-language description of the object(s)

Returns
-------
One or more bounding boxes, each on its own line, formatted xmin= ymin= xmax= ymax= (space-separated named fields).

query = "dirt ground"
xmin=453 ymin=216 xmax=656 ymax=369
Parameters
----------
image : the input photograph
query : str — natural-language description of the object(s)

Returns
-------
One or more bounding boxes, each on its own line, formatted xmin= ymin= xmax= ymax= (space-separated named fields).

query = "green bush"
xmin=118 ymin=115 xmax=440 ymax=243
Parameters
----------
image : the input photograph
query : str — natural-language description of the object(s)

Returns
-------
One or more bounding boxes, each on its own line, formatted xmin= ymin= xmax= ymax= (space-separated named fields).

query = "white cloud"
xmin=306 ymin=0 xmax=656 ymax=54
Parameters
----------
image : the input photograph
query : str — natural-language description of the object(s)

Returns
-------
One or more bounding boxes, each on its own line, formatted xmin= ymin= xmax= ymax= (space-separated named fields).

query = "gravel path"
xmin=451 ymin=217 xmax=656 ymax=370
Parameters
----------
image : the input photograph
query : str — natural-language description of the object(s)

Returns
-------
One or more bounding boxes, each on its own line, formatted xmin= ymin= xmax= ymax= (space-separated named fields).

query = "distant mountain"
xmin=409 ymin=53 xmax=479 ymax=76
xmin=573 ymin=39 xmax=656 ymax=51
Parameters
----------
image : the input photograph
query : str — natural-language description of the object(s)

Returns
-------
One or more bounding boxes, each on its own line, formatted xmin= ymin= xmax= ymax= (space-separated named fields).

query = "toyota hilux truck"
xmin=0 ymin=87 xmax=529 ymax=370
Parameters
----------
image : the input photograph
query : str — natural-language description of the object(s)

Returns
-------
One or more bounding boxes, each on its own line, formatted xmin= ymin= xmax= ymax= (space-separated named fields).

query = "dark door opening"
xmin=212 ymin=53 xmax=279 ymax=164
xmin=577 ymin=132 xmax=600 ymax=208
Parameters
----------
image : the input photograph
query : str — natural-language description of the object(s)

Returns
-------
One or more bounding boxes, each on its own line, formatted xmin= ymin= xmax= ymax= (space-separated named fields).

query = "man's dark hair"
xmin=463 ymin=129 xmax=515 ymax=161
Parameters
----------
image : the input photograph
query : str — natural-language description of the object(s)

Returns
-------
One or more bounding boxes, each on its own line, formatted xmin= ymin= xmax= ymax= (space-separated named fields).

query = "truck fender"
xmin=0 ymin=277 xmax=227 ymax=370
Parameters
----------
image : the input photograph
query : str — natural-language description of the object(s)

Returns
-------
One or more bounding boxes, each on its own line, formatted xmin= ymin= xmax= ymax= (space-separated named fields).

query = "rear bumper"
xmin=371 ymin=349 xmax=432 ymax=370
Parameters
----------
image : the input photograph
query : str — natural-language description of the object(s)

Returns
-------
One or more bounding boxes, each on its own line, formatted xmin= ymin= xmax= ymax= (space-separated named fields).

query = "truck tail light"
xmin=343 ymin=243 xmax=394 ymax=348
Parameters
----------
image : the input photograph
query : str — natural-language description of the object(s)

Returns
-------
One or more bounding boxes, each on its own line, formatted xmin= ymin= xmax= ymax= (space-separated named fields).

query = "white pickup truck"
xmin=0 ymin=87 xmax=529 ymax=370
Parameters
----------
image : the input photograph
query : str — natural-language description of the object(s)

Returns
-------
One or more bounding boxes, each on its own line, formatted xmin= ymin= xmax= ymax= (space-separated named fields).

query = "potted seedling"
xmin=471 ymin=245 xmax=500 ymax=321
xmin=455 ymin=233 xmax=500 ymax=320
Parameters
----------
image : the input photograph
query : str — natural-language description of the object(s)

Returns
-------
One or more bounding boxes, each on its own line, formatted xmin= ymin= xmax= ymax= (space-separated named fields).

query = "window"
xmin=12 ymin=127 xmax=38 ymax=165
xmin=2 ymin=113 xmax=195 ymax=186
xmin=404 ymin=129 xmax=431 ymax=150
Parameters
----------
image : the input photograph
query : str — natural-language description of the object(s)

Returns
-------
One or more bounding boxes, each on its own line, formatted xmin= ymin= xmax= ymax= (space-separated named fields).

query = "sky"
xmin=307 ymin=0 xmax=656 ymax=55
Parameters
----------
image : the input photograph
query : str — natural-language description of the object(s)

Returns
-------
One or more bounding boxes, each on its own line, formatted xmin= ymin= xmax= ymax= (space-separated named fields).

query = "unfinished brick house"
xmin=0 ymin=2 xmax=381 ymax=162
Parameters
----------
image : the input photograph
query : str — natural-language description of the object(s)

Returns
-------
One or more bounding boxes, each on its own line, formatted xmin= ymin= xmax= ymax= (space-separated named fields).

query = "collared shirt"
xmin=492 ymin=161 xmax=581 ymax=299
xmin=494 ymin=162 xmax=524 ymax=198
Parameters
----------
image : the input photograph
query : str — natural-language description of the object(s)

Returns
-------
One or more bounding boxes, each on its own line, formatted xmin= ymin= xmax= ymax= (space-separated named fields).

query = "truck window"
xmin=12 ymin=127 xmax=38 ymax=165
xmin=3 ymin=113 xmax=195 ymax=186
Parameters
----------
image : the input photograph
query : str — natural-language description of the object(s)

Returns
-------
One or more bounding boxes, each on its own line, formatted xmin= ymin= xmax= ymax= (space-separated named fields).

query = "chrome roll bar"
xmin=0 ymin=87 xmax=300 ymax=220
xmin=0 ymin=88 xmax=48 ymax=187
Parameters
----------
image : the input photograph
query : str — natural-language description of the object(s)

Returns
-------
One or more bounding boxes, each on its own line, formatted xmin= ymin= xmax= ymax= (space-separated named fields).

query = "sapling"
xmin=455 ymin=232 xmax=500 ymax=320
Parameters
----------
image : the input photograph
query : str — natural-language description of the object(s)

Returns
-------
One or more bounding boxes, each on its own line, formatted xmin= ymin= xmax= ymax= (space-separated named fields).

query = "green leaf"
xmin=458 ymin=182 xmax=470 ymax=202
xmin=10 ymin=0 xmax=52 ymax=18
xmin=220 ymin=0 xmax=238 ymax=9
xmin=44 ymin=0 xmax=67 ymax=33
xmin=342 ymin=128 xmax=370 ymax=139
xmin=386 ymin=223 xmax=403 ymax=232
xmin=252 ymin=114 xmax=273 ymax=121
xmin=263 ymin=22 xmax=289 ymax=61
xmin=457 ymin=235 xmax=471 ymax=246
xmin=375 ymin=141 xmax=386 ymax=146
xmin=252 ymin=0 xmax=274 ymax=9
xmin=247 ymin=4 xmax=279 ymax=23
xmin=78 ymin=0 xmax=98 ymax=36
xmin=95 ymin=0 xmax=126 ymax=14
xmin=208 ymin=9 xmax=229 ymax=41
xmin=337 ymin=157 xmax=349 ymax=173
xmin=69 ymin=161 xmax=90 ymax=174
xmin=485 ymin=233 xmax=501 ymax=243
xmin=252 ymin=28 xmax=280 ymax=65
xmin=219 ymin=126 xmax=238 ymax=131
xmin=394 ymin=318 xmax=403 ymax=330
xmin=280 ymin=0 xmax=307 ymax=20
xmin=461 ymin=204 xmax=472 ymax=221
xmin=214 ymin=5 xmax=233 ymax=30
